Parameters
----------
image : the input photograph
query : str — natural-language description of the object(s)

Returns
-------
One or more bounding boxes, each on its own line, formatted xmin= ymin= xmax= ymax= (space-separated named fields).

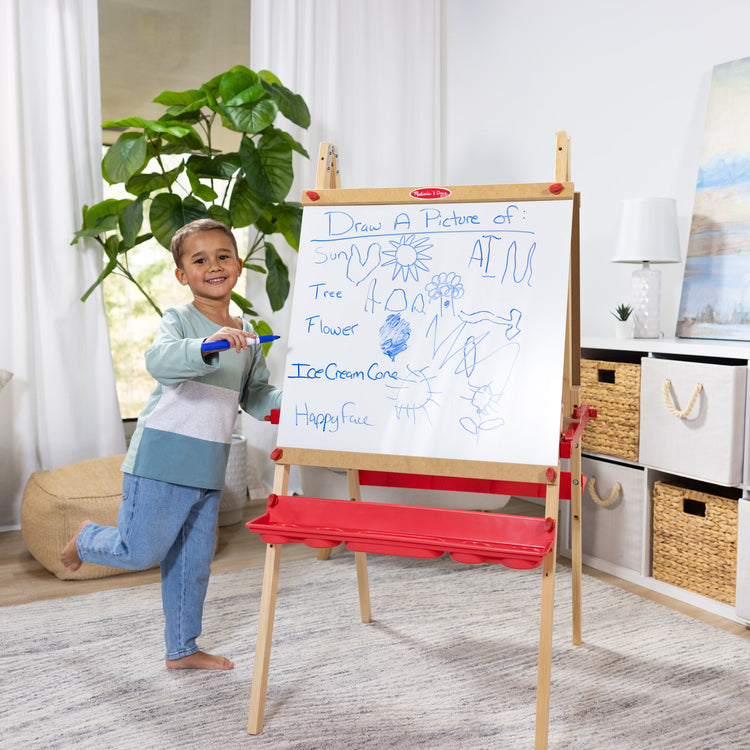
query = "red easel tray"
xmin=247 ymin=494 xmax=556 ymax=569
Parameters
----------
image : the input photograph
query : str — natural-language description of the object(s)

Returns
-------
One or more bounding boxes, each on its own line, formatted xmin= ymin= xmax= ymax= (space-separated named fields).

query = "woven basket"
xmin=580 ymin=359 xmax=640 ymax=461
xmin=652 ymin=481 xmax=737 ymax=605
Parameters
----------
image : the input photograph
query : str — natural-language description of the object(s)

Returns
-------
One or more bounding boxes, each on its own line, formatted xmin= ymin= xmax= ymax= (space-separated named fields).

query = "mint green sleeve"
xmin=144 ymin=308 xmax=217 ymax=385
xmin=240 ymin=344 xmax=282 ymax=421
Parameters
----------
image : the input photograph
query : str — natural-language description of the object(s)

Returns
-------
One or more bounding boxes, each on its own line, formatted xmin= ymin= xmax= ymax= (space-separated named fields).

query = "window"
xmin=98 ymin=0 xmax=250 ymax=417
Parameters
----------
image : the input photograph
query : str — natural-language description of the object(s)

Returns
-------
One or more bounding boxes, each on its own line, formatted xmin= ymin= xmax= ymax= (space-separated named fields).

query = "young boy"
xmin=61 ymin=218 xmax=282 ymax=671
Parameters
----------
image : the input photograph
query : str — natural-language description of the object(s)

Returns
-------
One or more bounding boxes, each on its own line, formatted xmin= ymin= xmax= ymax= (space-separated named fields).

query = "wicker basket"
xmin=580 ymin=359 xmax=640 ymax=461
xmin=652 ymin=481 xmax=738 ymax=605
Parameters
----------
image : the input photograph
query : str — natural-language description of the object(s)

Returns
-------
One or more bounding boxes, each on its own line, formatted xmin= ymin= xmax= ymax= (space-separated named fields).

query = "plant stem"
xmin=115 ymin=263 xmax=163 ymax=316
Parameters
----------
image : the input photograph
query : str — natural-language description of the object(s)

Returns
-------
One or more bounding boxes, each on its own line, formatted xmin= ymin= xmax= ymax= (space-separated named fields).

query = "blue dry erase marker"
xmin=201 ymin=335 xmax=280 ymax=352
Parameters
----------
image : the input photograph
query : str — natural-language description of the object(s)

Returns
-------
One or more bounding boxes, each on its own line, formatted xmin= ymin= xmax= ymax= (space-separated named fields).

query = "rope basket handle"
xmin=662 ymin=379 xmax=703 ymax=419
xmin=587 ymin=476 xmax=622 ymax=507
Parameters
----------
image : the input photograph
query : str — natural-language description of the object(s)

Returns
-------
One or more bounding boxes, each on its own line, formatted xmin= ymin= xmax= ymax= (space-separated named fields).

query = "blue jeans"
xmin=76 ymin=473 xmax=221 ymax=660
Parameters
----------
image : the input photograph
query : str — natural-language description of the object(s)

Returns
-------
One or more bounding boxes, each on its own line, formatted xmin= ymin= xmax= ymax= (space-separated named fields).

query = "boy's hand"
xmin=204 ymin=327 xmax=256 ymax=353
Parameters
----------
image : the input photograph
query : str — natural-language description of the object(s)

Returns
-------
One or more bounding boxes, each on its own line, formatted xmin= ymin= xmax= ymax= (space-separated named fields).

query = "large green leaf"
xmin=102 ymin=116 xmax=196 ymax=139
xmin=222 ymin=99 xmax=278 ymax=135
xmin=152 ymin=88 xmax=205 ymax=108
xmin=186 ymin=153 xmax=241 ymax=180
xmin=125 ymin=162 xmax=184 ymax=196
xmin=72 ymin=199 xmax=132 ymax=242
xmin=186 ymin=170 xmax=218 ymax=202
xmin=257 ymin=70 xmax=281 ymax=85
xmin=229 ymin=178 xmax=264 ymax=228
xmin=119 ymin=198 xmax=144 ymax=248
xmin=218 ymin=69 xmax=259 ymax=101
xmin=207 ymin=204 xmax=231 ymax=225
xmin=239 ymin=137 xmax=294 ymax=203
xmin=260 ymin=79 xmax=311 ymax=128
xmin=149 ymin=194 xmax=209 ymax=249
xmin=224 ymin=83 xmax=266 ymax=108
xmin=264 ymin=242 xmax=290 ymax=311
xmin=102 ymin=132 xmax=147 ymax=184
xmin=261 ymin=202 xmax=303 ymax=250
xmin=159 ymin=128 xmax=206 ymax=152
xmin=87 ymin=198 xmax=132 ymax=226
xmin=261 ymin=127 xmax=309 ymax=158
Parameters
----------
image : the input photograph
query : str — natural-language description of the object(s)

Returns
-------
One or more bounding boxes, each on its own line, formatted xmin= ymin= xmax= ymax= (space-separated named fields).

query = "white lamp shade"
xmin=612 ymin=197 xmax=681 ymax=264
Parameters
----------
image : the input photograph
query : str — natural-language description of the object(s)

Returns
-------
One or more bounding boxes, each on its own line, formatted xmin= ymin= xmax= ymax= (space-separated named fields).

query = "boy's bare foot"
xmin=166 ymin=651 xmax=235 ymax=670
xmin=60 ymin=520 xmax=91 ymax=571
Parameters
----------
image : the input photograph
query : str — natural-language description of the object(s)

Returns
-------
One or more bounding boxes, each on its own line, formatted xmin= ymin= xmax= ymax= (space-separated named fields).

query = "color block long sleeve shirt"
xmin=121 ymin=303 xmax=282 ymax=490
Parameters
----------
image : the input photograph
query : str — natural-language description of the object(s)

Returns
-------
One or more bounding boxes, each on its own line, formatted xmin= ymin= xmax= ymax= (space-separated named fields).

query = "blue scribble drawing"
xmin=381 ymin=234 xmax=432 ymax=282
xmin=386 ymin=365 xmax=439 ymax=423
xmin=346 ymin=242 xmax=381 ymax=286
xmin=457 ymin=341 xmax=520 ymax=439
xmin=501 ymin=240 xmax=536 ymax=286
xmin=459 ymin=382 xmax=506 ymax=437
xmin=379 ymin=313 xmax=411 ymax=360
xmin=426 ymin=308 xmax=522 ymax=374
xmin=458 ymin=308 xmax=522 ymax=340
xmin=425 ymin=271 xmax=464 ymax=316
xmin=411 ymin=293 xmax=426 ymax=313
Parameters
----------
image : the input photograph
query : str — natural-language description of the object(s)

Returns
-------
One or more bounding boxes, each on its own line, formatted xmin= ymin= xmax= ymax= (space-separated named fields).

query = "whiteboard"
xmin=277 ymin=194 xmax=574 ymax=468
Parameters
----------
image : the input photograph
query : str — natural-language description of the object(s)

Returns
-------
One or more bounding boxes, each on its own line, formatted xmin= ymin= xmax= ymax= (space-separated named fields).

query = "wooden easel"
xmin=246 ymin=133 xmax=587 ymax=750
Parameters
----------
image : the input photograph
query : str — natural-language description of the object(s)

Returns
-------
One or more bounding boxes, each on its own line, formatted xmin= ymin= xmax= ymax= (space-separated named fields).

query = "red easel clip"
xmin=548 ymin=183 xmax=564 ymax=195
xmin=305 ymin=190 xmax=320 ymax=201
xmin=270 ymin=448 xmax=283 ymax=461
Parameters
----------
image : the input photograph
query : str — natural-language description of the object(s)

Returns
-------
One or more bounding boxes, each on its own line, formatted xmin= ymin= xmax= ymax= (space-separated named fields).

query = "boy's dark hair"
xmin=170 ymin=219 xmax=239 ymax=267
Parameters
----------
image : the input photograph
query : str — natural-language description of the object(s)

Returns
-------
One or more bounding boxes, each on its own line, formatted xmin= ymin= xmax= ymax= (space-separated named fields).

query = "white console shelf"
xmin=572 ymin=336 xmax=750 ymax=627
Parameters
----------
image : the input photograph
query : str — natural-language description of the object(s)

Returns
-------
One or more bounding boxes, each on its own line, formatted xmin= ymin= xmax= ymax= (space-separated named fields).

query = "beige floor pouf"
xmin=21 ymin=454 xmax=127 ymax=580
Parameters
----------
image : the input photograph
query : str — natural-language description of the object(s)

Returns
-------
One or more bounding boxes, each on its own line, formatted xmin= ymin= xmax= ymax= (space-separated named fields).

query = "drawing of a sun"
xmin=381 ymin=234 xmax=433 ymax=282
xmin=386 ymin=365 xmax=440 ymax=423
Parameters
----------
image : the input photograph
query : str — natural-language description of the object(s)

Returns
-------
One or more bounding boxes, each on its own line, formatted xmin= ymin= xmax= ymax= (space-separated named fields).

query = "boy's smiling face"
xmin=174 ymin=229 xmax=243 ymax=301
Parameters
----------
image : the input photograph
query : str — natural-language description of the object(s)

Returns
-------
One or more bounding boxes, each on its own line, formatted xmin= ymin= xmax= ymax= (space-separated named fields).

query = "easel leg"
xmin=570 ymin=443 xmax=583 ymax=646
xmin=247 ymin=543 xmax=282 ymax=734
xmin=247 ymin=463 xmax=289 ymax=734
xmin=535 ymin=481 xmax=559 ymax=750
xmin=348 ymin=469 xmax=372 ymax=623
xmin=355 ymin=551 xmax=372 ymax=623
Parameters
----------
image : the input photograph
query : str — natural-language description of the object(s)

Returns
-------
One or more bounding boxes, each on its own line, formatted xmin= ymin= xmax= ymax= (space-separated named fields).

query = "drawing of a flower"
xmin=425 ymin=271 xmax=465 ymax=316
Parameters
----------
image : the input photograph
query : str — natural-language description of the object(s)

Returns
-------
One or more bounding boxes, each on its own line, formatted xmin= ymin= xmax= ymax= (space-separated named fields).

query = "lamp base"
xmin=631 ymin=267 xmax=661 ymax=338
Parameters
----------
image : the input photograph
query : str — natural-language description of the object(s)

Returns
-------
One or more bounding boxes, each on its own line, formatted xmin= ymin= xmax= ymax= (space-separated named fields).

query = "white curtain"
xmin=0 ymin=0 xmax=125 ymax=529
xmin=243 ymin=0 xmax=444 ymax=496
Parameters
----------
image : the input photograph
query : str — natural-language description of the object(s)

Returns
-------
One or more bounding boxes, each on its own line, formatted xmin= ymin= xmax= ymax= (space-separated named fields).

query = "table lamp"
xmin=612 ymin=197 xmax=681 ymax=338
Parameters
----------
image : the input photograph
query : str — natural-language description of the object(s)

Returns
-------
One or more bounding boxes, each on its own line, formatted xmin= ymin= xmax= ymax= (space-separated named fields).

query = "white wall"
xmin=442 ymin=0 xmax=750 ymax=338
xmin=243 ymin=0 xmax=750 ymax=505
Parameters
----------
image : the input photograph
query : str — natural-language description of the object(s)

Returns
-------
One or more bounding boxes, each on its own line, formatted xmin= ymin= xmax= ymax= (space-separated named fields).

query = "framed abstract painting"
xmin=677 ymin=56 xmax=750 ymax=341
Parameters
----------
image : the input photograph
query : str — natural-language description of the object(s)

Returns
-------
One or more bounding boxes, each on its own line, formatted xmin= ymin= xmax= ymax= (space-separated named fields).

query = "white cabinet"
xmin=572 ymin=337 xmax=750 ymax=626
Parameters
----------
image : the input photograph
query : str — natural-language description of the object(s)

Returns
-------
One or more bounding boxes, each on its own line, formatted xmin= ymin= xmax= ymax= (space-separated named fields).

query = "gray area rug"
xmin=1 ymin=552 xmax=748 ymax=749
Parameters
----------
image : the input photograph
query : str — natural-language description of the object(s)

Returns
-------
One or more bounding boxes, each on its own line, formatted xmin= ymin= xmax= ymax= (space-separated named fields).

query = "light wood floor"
xmin=2 ymin=498 xmax=749 ymax=642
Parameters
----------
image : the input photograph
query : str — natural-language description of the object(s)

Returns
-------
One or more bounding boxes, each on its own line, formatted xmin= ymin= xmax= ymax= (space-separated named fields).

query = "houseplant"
xmin=72 ymin=65 xmax=311 ymax=336
xmin=611 ymin=303 xmax=633 ymax=339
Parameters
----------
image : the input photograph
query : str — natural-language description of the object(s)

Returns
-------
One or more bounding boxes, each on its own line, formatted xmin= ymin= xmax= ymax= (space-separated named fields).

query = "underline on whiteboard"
xmin=310 ymin=229 xmax=536 ymax=243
